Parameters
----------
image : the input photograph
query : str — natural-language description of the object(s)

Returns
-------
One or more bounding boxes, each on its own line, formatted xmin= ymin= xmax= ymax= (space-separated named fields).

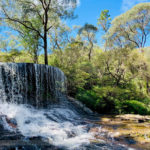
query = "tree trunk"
xmin=88 ymin=41 xmax=93 ymax=61
xmin=33 ymin=35 xmax=39 ymax=64
xmin=33 ymin=49 xmax=38 ymax=64
xmin=44 ymin=32 xmax=48 ymax=65
xmin=88 ymin=49 xmax=92 ymax=61
xmin=43 ymin=8 xmax=48 ymax=65
xmin=146 ymin=78 xmax=150 ymax=94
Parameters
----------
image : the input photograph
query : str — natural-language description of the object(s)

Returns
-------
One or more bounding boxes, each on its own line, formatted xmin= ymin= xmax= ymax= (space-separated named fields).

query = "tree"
xmin=49 ymin=22 xmax=71 ymax=51
xmin=97 ymin=10 xmax=111 ymax=50
xmin=4 ymin=49 xmax=22 ymax=62
xmin=20 ymin=25 xmax=42 ymax=64
xmin=0 ymin=34 xmax=20 ymax=52
xmin=106 ymin=3 xmax=150 ymax=50
xmin=79 ymin=24 xmax=98 ymax=61
xmin=50 ymin=40 xmax=89 ymax=96
xmin=0 ymin=0 xmax=78 ymax=64
xmin=97 ymin=10 xmax=111 ymax=33
xmin=95 ymin=48 xmax=148 ymax=87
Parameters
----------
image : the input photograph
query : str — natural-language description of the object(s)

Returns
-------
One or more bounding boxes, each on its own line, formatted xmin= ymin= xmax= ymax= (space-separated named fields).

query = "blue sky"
xmin=67 ymin=0 xmax=150 ymax=47
xmin=0 ymin=0 xmax=150 ymax=48
xmin=69 ymin=0 xmax=150 ymax=27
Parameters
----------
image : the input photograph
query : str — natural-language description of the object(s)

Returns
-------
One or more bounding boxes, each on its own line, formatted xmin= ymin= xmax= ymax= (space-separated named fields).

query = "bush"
xmin=93 ymin=86 xmax=122 ymax=114
xmin=122 ymin=100 xmax=150 ymax=115
xmin=76 ymin=87 xmax=122 ymax=114
xmin=76 ymin=86 xmax=150 ymax=114
xmin=76 ymin=89 xmax=98 ymax=110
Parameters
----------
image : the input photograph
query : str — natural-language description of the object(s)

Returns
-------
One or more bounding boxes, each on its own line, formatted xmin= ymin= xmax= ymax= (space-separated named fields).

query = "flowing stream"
xmin=0 ymin=102 xmax=93 ymax=149
xmin=0 ymin=63 xmax=132 ymax=150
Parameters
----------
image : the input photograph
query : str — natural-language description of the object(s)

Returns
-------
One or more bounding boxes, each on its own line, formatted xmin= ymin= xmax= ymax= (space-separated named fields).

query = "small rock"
xmin=138 ymin=119 xmax=145 ymax=123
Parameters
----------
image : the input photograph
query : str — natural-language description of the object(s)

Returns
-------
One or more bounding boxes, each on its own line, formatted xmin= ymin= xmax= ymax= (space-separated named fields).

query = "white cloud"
xmin=121 ymin=0 xmax=149 ymax=12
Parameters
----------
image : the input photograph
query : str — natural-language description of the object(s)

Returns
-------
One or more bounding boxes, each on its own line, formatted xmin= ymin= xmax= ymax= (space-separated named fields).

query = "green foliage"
xmin=20 ymin=22 xmax=42 ymax=64
xmin=76 ymin=86 xmax=150 ymax=114
xmin=0 ymin=0 xmax=77 ymax=64
xmin=0 ymin=49 xmax=22 ymax=62
xmin=97 ymin=9 xmax=111 ymax=49
xmin=106 ymin=3 xmax=150 ymax=49
xmin=49 ymin=41 xmax=100 ymax=95
xmin=78 ymin=24 xmax=98 ymax=61
xmin=122 ymin=100 xmax=150 ymax=115
xmin=76 ymin=89 xmax=98 ymax=110
xmin=79 ymin=24 xmax=98 ymax=34
xmin=0 ymin=2 xmax=150 ymax=115
xmin=94 ymin=86 xmax=150 ymax=113
xmin=97 ymin=10 xmax=111 ymax=32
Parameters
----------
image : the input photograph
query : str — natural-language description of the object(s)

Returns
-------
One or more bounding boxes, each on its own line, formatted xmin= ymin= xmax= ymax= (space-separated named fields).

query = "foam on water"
xmin=0 ymin=102 xmax=93 ymax=149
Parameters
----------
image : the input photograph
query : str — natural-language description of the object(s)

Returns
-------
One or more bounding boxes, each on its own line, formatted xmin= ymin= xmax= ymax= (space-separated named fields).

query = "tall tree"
xmin=20 ymin=28 xmax=42 ymax=64
xmin=0 ymin=0 xmax=78 ymax=64
xmin=79 ymin=24 xmax=97 ymax=61
xmin=97 ymin=10 xmax=111 ymax=33
xmin=0 ymin=34 xmax=20 ymax=52
xmin=106 ymin=3 xmax=150 ymax=50
xmin=49 ymin=22 xmax=71 ymax=51
xmin=97 ymin=10 xmax=111 ymax=50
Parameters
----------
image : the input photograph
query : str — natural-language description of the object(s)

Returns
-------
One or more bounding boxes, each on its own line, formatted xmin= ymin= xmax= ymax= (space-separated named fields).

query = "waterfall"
xmin=0 ymin=63 xmax=66 ymax=107
xmin=0 ymin=63 xmax=129 ymax=150
xmin=0 ymin=63 xmax=95 ymax=149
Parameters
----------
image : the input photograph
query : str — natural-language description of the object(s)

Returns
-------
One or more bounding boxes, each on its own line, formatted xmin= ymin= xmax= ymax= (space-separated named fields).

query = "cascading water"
xmin=0 ymin=63 xmax=131 ymax=150
xmin=0 ymin=63 xmax=93 ymax=149
xmin=0 ymin=103 xmax=93 ymax=149
xmin=0 ymin=63 xmax=66 ymax=107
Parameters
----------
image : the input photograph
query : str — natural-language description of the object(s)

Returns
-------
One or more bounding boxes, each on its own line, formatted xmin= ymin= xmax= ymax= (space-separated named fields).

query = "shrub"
xmin=93 ymin=86 xmax=122 ymax=114
xmin=122 ymin=100 xmax=150 ymax=115
xmin=76 ymin=89 xmax=97 ymax=110
xmin=76 ymin=86 xmax=150 ymax=114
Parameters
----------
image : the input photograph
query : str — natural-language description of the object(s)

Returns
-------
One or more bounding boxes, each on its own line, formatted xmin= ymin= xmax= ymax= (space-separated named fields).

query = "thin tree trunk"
xmin=34 ymin=35 xmax=39 ymax=64
xmin=146 ymin=78 xmax=150 ymax=94
xmin=44 ymin=9 xmax=48 ymax=65
xmin=44 ymin=32 xmax=48 ymax=65
xmin=88 ymin=41 xmax=93 ymax=61
xmin=33 ymin=49 xmax=38 ymax=64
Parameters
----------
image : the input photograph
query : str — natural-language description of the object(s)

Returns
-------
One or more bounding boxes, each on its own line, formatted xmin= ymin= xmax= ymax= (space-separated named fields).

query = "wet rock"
xmin=138 ymin=119 xmax=145 ymax=123
xmin=0 ymin=116 xmax=5 ymax=130
xmin=0 ymin=133 xmax=23 ymax=140
xmin=0 ymin=115 xmax=17 ymax=130
xmin=124 ymin=137 xmax=136 ymax=145
xmin=66 ymin=131 xmax=76 ymax=138
xmin=6 ymin=118 xmax=17 ymax=126
xmin=28 ymin=136 xmax=43 ymax=141
xmin=84 ymin=143 xmax=128 ymax=150
xmin=24 ymin=120 xmax=31 ymax=124
xmin=0 ymin=140 xmax=63 ymax=150
xmin=6 ymin=118 xmax=17 ymax=128
xmin=68 ymin=97 xmax=93 ymax=114
xmin=116 ymin=114 xmax=150 ymax=122
xmin=0 ymin=146 xmax=58 ymax=150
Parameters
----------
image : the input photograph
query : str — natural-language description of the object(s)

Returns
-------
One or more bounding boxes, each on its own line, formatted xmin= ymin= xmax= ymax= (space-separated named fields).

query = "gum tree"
xmin=106 ymin=3 xmax=150 ymax=50
xmin=79 ymin=24 xmax=98 ymax=61
xmin=97 ymin=10 xmax=111 ymax=50
xmin=0 ymin=0 xmax=78 ymax=64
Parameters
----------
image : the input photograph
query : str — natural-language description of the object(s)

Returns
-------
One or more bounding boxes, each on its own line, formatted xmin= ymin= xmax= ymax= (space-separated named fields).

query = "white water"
xmin=0 ymin=102 xmax=94 ymax=149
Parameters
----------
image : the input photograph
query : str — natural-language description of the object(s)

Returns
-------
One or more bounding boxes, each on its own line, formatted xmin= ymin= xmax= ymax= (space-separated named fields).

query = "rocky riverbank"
xmin=0 ymin=112 xmax=130 ymax=150
xmin=89 ymin=114 xmax=150 ymax=150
